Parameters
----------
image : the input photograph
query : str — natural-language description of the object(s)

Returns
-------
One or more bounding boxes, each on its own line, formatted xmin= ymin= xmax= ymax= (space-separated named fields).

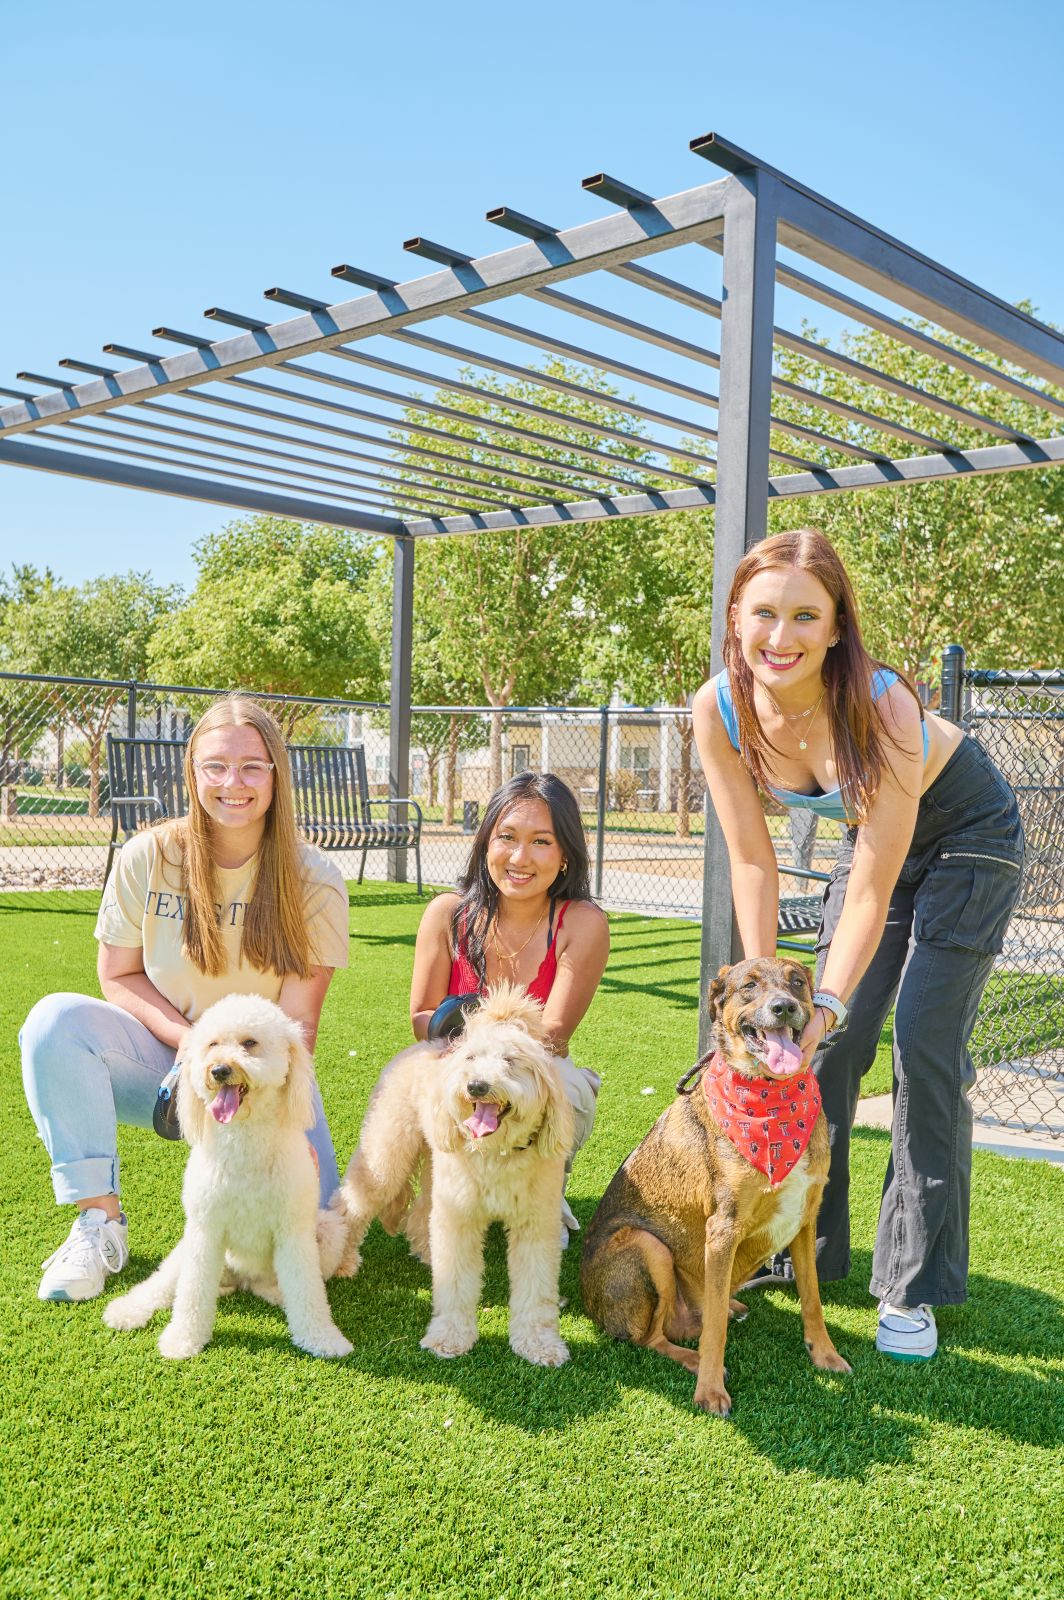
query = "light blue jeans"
xmin=20 ymin=992 xmax=340 ymax=1209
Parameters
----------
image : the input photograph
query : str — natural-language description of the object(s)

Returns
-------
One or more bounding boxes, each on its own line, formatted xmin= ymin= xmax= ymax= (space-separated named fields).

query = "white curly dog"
xmin=341 ymin=983 xmax=575 ymax=1367
xmin=103 ymin=993 xmax=352 ymax=1360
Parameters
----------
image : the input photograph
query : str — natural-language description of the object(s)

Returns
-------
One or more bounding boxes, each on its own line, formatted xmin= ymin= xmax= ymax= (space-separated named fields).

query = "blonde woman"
xmin=21 ymin=695 xmax=350 ymax=1303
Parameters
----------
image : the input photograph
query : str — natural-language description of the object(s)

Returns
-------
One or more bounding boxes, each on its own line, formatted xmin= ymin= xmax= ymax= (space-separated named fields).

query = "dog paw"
xmin=297 ymin=1326 xmax=353 ymax=1360
xmin=510 ymin=1329 xmax=570 ymax=1368
xmin=102 ymin=1294 xmax=152 ymax=1332
xmin=421 ymin=1315 xmax=478 ymax=1358
xmin=333 ymin=1245 xmax=361 ymax=1280
xmin=728 ymin=1298 xmax=749 ymax=1322
xmin=693 ymin=1381 xmax=732 ymax=1417
xmin=807 ymin=1341 xmax=852 ymax=1375
xmin=158 ymin=1324 xmax=207 ymax=1360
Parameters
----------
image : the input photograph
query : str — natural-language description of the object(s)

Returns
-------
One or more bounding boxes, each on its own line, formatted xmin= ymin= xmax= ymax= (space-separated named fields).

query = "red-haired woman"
xmin=693 ymin=529 xmax=1023 ymax=1361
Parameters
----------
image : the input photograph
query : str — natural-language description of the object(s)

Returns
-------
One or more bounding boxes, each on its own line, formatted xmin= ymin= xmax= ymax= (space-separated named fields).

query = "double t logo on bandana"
xmin=703 ymin=1053 xmax=821 ymax=1187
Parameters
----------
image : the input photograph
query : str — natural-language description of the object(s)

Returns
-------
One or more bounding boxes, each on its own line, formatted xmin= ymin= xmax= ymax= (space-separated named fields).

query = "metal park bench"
xmin=777 ymin=864 xmax=831 ymax=953
xmin=104 ymin=734 xmax=423 ymax=894
xmin=287 ymin=742 xmax=423 ymax=894
xmin=104 ymin=735 xmax=187 ymax=887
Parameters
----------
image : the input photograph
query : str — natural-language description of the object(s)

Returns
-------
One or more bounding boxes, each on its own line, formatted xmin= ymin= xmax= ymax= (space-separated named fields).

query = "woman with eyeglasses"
xmin=21 ymin=694 xmax=350 ymax=1304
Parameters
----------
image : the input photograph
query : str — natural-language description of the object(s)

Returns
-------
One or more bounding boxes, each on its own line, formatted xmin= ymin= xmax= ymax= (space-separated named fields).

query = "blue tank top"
xmin=713 ymin=668 xmax=929 ymax=823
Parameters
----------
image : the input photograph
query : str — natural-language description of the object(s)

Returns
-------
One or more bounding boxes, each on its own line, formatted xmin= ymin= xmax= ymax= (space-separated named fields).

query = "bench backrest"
xmin=106 ymin=735 xmax=188 ymax=836
xmin=287 ymin=743 xmax=370 ymax=826
xmin=106 ymin=735 xmax=370 ymax=833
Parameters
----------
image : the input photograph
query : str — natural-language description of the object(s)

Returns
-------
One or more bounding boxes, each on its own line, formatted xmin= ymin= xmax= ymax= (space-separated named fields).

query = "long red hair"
xmin=721 ymin=528 xmax=920 ymax=823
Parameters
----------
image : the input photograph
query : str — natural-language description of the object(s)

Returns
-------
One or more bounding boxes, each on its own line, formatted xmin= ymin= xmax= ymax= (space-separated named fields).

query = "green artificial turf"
xmin=1 ymin=886 xmax=1061 ymax=1600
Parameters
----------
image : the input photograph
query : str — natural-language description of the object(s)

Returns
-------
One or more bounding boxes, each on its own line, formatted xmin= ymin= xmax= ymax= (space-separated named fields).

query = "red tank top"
xmin=449 ymin=900 xmax=570 ymax=1004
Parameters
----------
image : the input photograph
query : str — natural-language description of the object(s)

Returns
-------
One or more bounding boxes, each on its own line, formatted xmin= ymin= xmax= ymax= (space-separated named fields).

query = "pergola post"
xmin=698 ymin=171 xmax=778 ymax=1054
xmin=388 ymin=534 xmax=415 ymax=883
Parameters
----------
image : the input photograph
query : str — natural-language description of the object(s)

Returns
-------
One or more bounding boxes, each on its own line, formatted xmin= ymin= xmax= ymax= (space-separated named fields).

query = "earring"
xmin=829 ymin=637 xmax=839 ymax=647
xmin=560 ymin=860 xmax=568 ymax=873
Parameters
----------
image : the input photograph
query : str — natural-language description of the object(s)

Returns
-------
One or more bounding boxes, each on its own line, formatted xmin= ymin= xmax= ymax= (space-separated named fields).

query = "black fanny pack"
xmin=427 ymin=992 xmax=481 ymax=1042
xmin=153 ymin=1065 xmax=183 ymax=1141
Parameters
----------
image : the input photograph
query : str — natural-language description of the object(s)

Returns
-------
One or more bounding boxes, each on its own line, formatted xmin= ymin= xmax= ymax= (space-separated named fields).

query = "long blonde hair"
xmin=722 ymin=528 xmax=921 ymax=824
xmin=161 ymin=695 xmax=313 ymax=979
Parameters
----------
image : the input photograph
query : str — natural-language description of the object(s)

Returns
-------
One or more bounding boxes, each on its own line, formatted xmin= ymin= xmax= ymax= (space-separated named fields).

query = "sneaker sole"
xmin=39 ymin=1288 xmax=76 ymax=1302
xmin=876 ymin=1343 xmax=937 ymax=1362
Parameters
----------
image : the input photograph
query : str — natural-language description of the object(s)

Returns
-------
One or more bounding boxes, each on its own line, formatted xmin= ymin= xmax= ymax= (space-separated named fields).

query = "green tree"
xmin=593 ymin=510 xmax=715 ymax=836
xmin=149 ymin=517 xmax=389 ymax=732
xmin=3 ymin=570 xmax=179 ymax=814
xmin=394 ymin=361 xmax=657 ymax=787
xmin=766 ymin=312 xmax=1064 ymax=675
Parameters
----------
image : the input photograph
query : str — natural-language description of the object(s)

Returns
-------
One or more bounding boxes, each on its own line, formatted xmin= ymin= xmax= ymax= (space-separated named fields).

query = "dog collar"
xmin=703 ymin=1052 xmax=821 ymax=1188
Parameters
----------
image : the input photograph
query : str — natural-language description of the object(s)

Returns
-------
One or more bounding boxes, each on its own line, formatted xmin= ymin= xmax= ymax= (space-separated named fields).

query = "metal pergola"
xmin=3 ymin=132 xmax=1064 ymax=1042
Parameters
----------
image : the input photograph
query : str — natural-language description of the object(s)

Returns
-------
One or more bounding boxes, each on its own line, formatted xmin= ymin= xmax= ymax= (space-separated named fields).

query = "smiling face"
xmin=178 ymin=993 xmax=315 ymax=1142
xmin=485 ymin=798 xmax=564 ymax=904
xmin=433 ymin=983 xmax=573 ymax=1158
xmin=191 ymin=723 xmax=275 ymax=840
xmin=709 ymin=957 xmax=814 ymax=1079
xmin=733 ymin=565 xmax=838 ymax=702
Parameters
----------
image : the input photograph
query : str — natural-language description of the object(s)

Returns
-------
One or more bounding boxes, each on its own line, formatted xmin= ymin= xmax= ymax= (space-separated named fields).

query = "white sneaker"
xmin=38 ymin=1208 xmax=129 ymax=1303
xmin=876 ymin=1300 xmax=937 ymax=1361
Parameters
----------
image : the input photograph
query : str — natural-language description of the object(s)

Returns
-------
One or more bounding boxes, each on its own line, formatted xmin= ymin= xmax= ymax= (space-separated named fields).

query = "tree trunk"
xmin=443 ymin=715 xmax=459 ymax=827
xmin=88 ymin=732 xmax=103 ymax=819
xmin=489 ymin=709 xmax=504 ymax=793
xmin=426 ymin=753 xmax=439 ymax=808
xmin=676 ymin=715 xmax=694 ymax=839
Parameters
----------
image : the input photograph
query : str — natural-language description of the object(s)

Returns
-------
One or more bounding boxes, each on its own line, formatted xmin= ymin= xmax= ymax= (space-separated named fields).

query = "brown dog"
xmin=580 ymin=957 xmax=850 ymax=1415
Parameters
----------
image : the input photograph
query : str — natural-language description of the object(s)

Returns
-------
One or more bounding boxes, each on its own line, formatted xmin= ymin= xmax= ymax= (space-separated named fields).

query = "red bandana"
xmin=703 ymin=1052 xmax=821 ymax=1188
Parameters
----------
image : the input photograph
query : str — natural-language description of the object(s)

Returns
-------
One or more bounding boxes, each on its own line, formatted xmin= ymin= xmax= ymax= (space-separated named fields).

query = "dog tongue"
xmin=763 ymin=1029 xmax=803 ymax=1076
xmin=465 ymin=1101 xmax=500 ymax=1139
xmin=210 ymin=1085 xmax=241 ymax=1123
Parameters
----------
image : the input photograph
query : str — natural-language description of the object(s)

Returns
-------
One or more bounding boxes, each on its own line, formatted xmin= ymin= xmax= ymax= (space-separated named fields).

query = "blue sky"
xmin=2 ymin=0 xmax=1062 ymax=591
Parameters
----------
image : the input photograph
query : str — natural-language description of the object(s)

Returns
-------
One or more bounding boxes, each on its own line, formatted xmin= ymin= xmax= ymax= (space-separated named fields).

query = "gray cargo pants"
xmin=813 ymin=736 xmax=1023 ymax=1308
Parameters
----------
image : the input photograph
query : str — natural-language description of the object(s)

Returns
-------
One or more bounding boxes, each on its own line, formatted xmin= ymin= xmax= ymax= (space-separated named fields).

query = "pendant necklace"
xmin=491 ymin=906 xmax=547 ymax=972
xmin=766 ymin=684 xmax=827 ymax=751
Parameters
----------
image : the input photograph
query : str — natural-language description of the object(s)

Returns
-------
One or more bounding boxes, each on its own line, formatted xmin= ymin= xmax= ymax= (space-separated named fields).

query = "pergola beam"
xmin=398 ymin=430 xmax=1064 ymax=536
xmin=0 ymin=436 xmax=403 ymax=533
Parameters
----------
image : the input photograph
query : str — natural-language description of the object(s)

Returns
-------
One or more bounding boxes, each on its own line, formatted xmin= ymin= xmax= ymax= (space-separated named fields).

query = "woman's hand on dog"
xmin=799 ymin=1005 xmax=831 ymax=1070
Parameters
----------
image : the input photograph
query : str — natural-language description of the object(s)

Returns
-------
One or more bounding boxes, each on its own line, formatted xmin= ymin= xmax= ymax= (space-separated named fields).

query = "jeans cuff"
xmin=51 ymin=1156 xmax=119 ymax=1206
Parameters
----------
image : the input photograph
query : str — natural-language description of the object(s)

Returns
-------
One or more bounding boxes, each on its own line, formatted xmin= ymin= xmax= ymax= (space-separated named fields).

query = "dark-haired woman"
xmin=410 ymin=771 xmax=609 ymax=1240
xmin=692 ymin=528 xmax=1023 ymax=1362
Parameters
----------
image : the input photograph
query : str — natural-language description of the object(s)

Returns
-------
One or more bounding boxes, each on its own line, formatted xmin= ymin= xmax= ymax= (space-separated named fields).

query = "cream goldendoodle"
xmin=103 ymin=994 xmax=352 ymax=1360
xmin=341 ymin=983 xmax=575 ymax=1366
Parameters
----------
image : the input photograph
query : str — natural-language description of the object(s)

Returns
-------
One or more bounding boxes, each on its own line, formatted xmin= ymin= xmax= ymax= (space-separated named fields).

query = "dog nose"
xmin=466 ymin=1078 xmax=490 ymax=1099
xmin=769 ymin=996 xmax=800 ymax=1021
xmin=210 ymin=1063 xmax=233 ymax=1083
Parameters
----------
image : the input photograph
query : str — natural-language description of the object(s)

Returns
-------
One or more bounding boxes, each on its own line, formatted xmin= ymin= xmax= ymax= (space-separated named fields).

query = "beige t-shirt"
xmin=95 ymin=829 xmax=350 ymax=1022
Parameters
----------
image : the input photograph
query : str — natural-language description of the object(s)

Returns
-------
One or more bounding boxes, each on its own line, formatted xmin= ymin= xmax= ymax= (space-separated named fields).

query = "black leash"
xmin=675 ymin=1049 xmax=714 ymax=1096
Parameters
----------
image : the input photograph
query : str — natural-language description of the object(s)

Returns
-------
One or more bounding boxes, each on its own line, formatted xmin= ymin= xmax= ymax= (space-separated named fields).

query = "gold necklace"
xmin=765 ymin=685 xmax=827 ymax=752
xmin=491 ymin=906 xmax=547 ymax=970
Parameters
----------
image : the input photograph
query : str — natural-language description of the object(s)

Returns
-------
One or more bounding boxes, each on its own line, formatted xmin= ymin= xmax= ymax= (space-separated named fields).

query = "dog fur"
xmin=103 ymin=994 xmax=352 ymax=1360
xmin=580 ymin=957 xmax=850 ymax=1414
xmin=340 ymin=983 xmax=575 ymax=1366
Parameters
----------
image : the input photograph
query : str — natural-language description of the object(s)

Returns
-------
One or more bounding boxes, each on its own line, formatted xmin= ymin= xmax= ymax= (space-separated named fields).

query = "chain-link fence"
xmin=0 ymin=674 xmax=843 ymax=911
xmin=947 ymin=657 xmax=1064 ymax=1138
xmin=2 ymin=665 xmax=1060 ymax=1138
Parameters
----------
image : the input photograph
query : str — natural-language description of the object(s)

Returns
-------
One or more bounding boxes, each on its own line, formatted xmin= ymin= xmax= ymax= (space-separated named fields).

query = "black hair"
xmin=452 ymin=771 xmax=593 ymax=988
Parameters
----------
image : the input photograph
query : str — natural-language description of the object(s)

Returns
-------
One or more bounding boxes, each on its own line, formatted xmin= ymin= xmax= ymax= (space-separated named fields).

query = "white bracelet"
xmin=812 ymin=990 xmax=848 ymax=1031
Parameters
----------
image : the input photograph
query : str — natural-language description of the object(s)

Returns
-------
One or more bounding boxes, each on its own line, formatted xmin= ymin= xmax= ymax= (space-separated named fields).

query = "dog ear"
xmin=707 ymin=966 xmax=730 ymax=1022
xmin=175 ymin=1050 xmax=208 ymax=1148
xmin=430 ymin=1091 xmax=465 ymax=1155
xmin=534 ymin=1059 xmax=575 ymax=1161
xmin=284 ymin=1027 xmax=317 ymax=1131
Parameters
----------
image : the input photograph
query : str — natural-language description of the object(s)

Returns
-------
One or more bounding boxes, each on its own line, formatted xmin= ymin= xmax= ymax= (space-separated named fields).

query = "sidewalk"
xmin=856 ymin=1093 xmax=1064 ymax=1166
